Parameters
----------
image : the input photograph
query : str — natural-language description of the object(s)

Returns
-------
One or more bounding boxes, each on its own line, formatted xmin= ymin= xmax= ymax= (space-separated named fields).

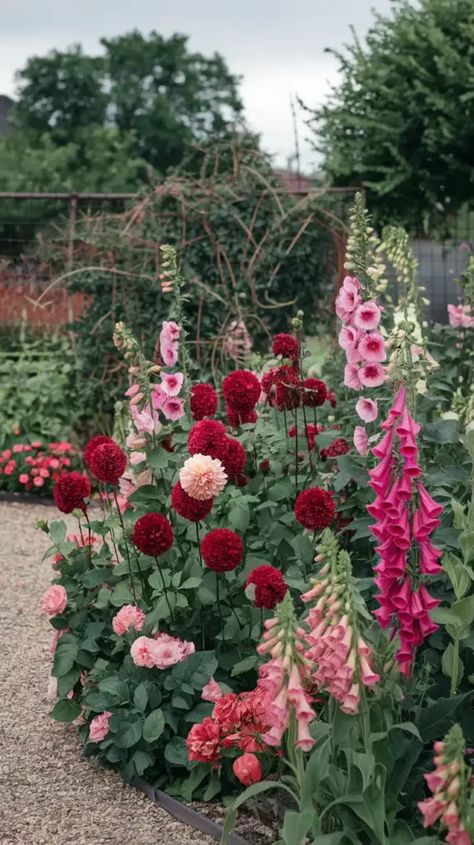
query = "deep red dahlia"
xmin=259 ymin=459 xmax=270 ymax=473
xmin=187 ymin=419 xmax=226 ymax=458
xmin=88 ymin=441 xmax=127 ymax=485
xmin=275 ymin=366 xmax=301 ymax=410
xmin=190 ymin=384 xmax=218 ymax=421
xmin=171 ymin=481 xmax=214 ymax=522
xmin=53 ymin=471 xmax=91 ymax=514
xmin=83 ymin=434 xmax=114 ymax=469
xmin=320 ymin=437 xmax=349 ymax=460
xmin=302 ymin=378 xmax=327 ymax=408
xmin=221 ymin=437 xmax=247 ymax=479
xmin=186 ymin=717 xmax=220 ymax=763
xmin=272 ymin=333 xmax=300 ymax=361
xmin=294 ymin=487 xmax=335 ymax=530
xmin=131 ymin=512 xmax=174 ymax=557
xmin=261 ymin=367 xmax=279 ymax=401
xmin=201 ymin=528 xmax=244 ymax=572
xmin=245 ymin=564 xmax=287 ymax=609
xmin=226 ymin=405 xmax=257 ymax=427
xmin=236 ymin=474 xmax=248 ymax=487
xmin=222 ymin=370 xmax=261 ymax=411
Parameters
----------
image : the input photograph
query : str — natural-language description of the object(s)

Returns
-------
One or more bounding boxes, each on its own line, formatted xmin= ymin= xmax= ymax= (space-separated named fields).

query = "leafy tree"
xmin=308 ymin=0 xmax=474 ymax=232
xmin=13 ymin=31 xmax=243 ymax=173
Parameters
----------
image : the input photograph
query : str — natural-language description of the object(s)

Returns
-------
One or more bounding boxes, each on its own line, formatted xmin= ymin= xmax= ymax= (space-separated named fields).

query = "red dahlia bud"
xmin=245 ymin=564 xmax=287 ymax=608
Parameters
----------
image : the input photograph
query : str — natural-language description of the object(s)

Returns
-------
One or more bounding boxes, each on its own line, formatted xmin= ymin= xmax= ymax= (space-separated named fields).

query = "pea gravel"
xmin=0 ymin=500 xmax=214 ymax=845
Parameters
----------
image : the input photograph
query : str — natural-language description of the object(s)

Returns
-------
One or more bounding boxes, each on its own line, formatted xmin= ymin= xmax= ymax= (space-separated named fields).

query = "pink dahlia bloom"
xmin=358 ymin=362 xmax=386 ymax=388
xmin=112 ymin=605 xmax=146 ymax=636
xmin=355 ymin=396 xmax=378 ymax=423
xmin=357 ymin=331 xmax=386 ymax=362
xmin=180 ymin=453 xmax=227 ymax=500
xmin=40 ymin=584 xmax=67 ymax=616
xmin=161 ymin=397 xmax=185 ymax=421
xmin=161 ymin=372 xmax=184 ymax=397
xmin=353 ymin=301 xmax=382 ymax=331
xmin=353 ymin=426 xmax=369 ymax=456
xmin=344 ymin=363 xmax=362 ymax=390
xmin=89 ymin=711 xmax=112 ymax=742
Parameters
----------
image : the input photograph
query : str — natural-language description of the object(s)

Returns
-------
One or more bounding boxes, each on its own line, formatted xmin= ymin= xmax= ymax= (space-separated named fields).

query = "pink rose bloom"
xmin=353 ymin=426 xmax=369 ymax=456
xmin=201 ymin=678 xmax=223 ymax=702
xmin=353 ymin=301 xmax=381 ymax=331
xmin=357 ymin=331 xmax=386 ymax=362
xmin=358 ymin=363 xmax=386 ymax=388
xmin=152 ymin=637 xmax=187 ymax=669
xmin=180 ymin=453 xmax=227 ymax=500
xmin=130 ymin=636 xmax=159 ymax=668
xmin=344 ymin=363 xmax=362 ymax=390
xmin=161 ymin=397 xmax=185 ymax=421
xmin=112 ymin=604 xmax=146 ymax=636
xmin=40 ymin=584 xmax=67 ymax=616
xmin=161 ymin=372 xmax=184 ymax=397
xmin=33 ymin=476 xmax=44 ymax=487
xmin=89 ymin=711 xmax=112 ymax=743
xmin=355 ymin=397 xmax=378 ymax=423
xmin=19 ymin=473 xmax=29 ymax=484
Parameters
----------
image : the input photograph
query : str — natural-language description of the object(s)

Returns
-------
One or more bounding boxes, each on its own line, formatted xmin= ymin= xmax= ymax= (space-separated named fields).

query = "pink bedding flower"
xmin=357 ymin=331 xmax=386 ymax=362
xmin=161 ymin=372 xmax=184 ymax=397
xmin=112 ymin=605 xmax=146 ymax=636
xmin=40 ymin=584 xmax=67 ymax=616
xmin=353 ymin=426 xmax=369 ymax=456
xmin=179 ymin=453 xmax=227 ymax=500
xmin=358 ymin=362 xmax=386 ymax=388
xmin=161 ymin=397 xmax=185 ymax=421
xmin=355 ymin=397 xmax=378 ymax=422
xmin=202 ymin=678 xmax=223 ymax=702
xmin=353 ymin=301 xmax=382 ymax=330
xmin=89 ymin=711 xmax=112 ymax=742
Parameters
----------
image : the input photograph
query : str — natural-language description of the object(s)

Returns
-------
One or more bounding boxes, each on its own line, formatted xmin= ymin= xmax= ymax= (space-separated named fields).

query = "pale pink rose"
xmin=353 ymin=426 xmax=369 ymax=456
xmin=161 ymin=397 xmax=185 ymax=421
xmin=19 ymin=473 xmax=29 ymax=484
xmin=89 ymin=710 xmax=112 ymax=742
xmin=130 ymin=451 xmax=146 ymax=466
xmin=353 ymin=301 xmax=381 ymax=331
xmin=358 ymin=362 xmax=386 ymax=388
xmin=33 ymin=476 xmax=44 ymax=487
xmin=357 ymin=331 xmax=386 ymax=362
xmin=40 ymin=584 xmax=67 ymax=616
xmin=202 ymin=678 xmax=223 ymax=702
xmin=112 ymin=604 xmax=146 ymax=636
xmin=151 ymin=632 xmax=195 ymax=669
xmin=131 ymin=636 xmax=158 ymax=668
xmin=355 ymin=397 xmax=378 ymax=423
xmin=179 ymin=453 xmax=227 ymax=500
xmin=161 ymin=372 xmax=184 ymax=397
xmin=344 ymin=363 xmax=362 ymax=390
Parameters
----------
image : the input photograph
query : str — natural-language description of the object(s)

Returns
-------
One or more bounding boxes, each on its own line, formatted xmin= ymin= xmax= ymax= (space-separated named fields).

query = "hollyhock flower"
xmin=131 ymin=404 xmax=161 ymax=435
xmin=83 ymin=435 xmax=114 ymax=468
xmin=160 ymin=372 xmax=184 ymax=397
xmin=294 ymin=487 xmax=335 ymax=530
xmin=353 ymin=300 xmax=381 ymax=330
xmin=131 ymin=513 xmax=174 ymax=557
xmin=89 ymin=711 xmax=112 ymax=742
xmin=186 ymin=717 xmax=220 ymax=764
xmin=201 ymin=528 xmax=244 ymax=572
xmin=272 ymin=333 xmax=300 ymax=361
xmin=353 ymin=426 xmax=369 ymax=456
xmin=245 ymin=565 xmax=287 ymax=609
xmin=171 ymin=481 xmax=214 ymax=522
xmin=448 ymin=303 xmax=474 ymax=329
xmin=221 ymin=437 xmax=246 ymax=479
xmin=161 ymin=397 xmax=185 ymax=421
xmin=222 ymin=370 xmax=261 ymax=411
xmin=355 ymin=397 xmax=378 ymax=423
xmin=180 ymin=454 xmax=227 ymax=500
xmin=301 ymin=377 xmax=327 ymax=407
xmin=40 ymin=584 xmax=67 ymax=616
xmin=338 ymin=325 xmax=361 ymax=362
xmin=53 ymin=472 xmax=91 ymax=513
xmin=112 ymin=605 xmax=146 ymax=636
xmin=88 ymin=441 xmax=127 ymax=485
xmin=159 ymin=321 xmax=180 ymax=366
xmin=190 ymin=384 xmax=218 ymax=420
xmin=187 ymin=419 xmax=227 ymax=458
xmin=233 ymin=753 xmax=262 ymax=786
xmin=358 ymin=362 xmax=386 ymax=388
xmin=344 ymin=363 xmax=362 ymax=391
xmin=358 ymin=331 xmax=386 ymax=362
xmin=202 ymin=678 xmax=223 ymax=703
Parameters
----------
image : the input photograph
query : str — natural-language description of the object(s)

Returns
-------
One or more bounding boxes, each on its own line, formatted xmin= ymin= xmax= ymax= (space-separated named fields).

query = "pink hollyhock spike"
xmin=353 ymin=300 xmax=382 ymax=330
xmin=358 ymin=362 xmax=386 ymax=388
xmin=161 ymin=372 xmax=184 ymax=397
xmin=358 ymin=331 xmax=386 ymax=362
xmin=344 ymin=363 xmax=362 ymax=390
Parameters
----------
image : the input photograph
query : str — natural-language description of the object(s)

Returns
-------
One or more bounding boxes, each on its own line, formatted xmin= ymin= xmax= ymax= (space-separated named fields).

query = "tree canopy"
xmin=309 ymin=0 xmax=474 ymax=232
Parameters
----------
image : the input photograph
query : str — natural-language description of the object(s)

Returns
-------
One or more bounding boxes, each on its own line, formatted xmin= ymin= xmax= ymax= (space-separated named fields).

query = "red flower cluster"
xmin=53 ymin=471 xmax=91 ymax=513
xmin=320 ymin=437 xmax=349 ymax=460
xmin=201 ymin=528 xmax=243 ymax=572
xmin=187 ymin=420 xmax=226 ymax=458
xmin=132 ymin=512 xmax=174 ymax=557
xmin=83 ymin=435 xmax=114 ymax=468
xmin=272 ymin=333 xmax=300 ymax=361
xmin=88 ymin=440 xmax=127 ymax=485
xmin=245 ymin=565 xmax=287 ymax=608
xmin=187 ymin=688 xmax=271 ymax=766
xmin=288 ymin=422 xmax=323 ymax=452
xmin=190 ymin=384 xmax=218 ymax=421
xmin=1 ymin=441 xmax=74 ymax=493
xmin=222 ymin=370 xmax=260 ymax=427
xmin=171 ymin=481 xmax=214 ymax=523
xmin=302 ymin=378 xmax=327 ymax=408
xmin=262 ymin=366 xmax=301 ymax=410
xmin=294 ymin=487 xmax=336 ymax=530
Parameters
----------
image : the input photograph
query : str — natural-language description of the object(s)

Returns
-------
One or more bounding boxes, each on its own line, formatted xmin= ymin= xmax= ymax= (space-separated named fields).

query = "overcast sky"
xmin=0 ymin=0 xmax=395 ymax=169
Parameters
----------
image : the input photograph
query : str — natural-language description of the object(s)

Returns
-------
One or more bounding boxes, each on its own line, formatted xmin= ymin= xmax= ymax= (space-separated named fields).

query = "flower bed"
xmin=39 ymin=224 xmax=474 ymax=844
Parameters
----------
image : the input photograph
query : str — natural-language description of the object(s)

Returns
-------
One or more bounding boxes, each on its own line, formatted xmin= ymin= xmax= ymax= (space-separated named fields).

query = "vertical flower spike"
xmin=257 ymin=592 xmax=316 ymax=751
xmin=368 ymin=386 xmax=442 ymax=677
xmin=419 ymin=724 xmax=473 ymax=844
xmin=302 ymin=529 xmax=380 ymax=715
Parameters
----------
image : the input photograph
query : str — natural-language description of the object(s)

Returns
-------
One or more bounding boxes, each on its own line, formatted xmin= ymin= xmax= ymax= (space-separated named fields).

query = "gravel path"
xmin=0 ymin=500 xmax=214 ymax=845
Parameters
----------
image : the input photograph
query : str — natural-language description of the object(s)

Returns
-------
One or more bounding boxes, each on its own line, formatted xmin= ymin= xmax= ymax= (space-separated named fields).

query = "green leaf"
xmin=53 ymin=634 xmax=78 ymax=677
xmin=281 ymin=811 xmax=313 ymax=845
xmin=143 ymin=709 xmax=165 ymax=743
xmin=302 ymin=738 xmax=330 ymax=808
xmin=180 ymin=577 xmax=202 ymax=590
xmin=203 ymin=771 xmax=222 ymax=801
xmin=164 ymin=736 xmax=189 ymax=767
xmin=133 ymin=683 xmax=149 ymax=712
xmin=169 ymin=651 xmax=217 ymax=690
xmin=460 ymin=530 xmax=474 ymax=565
xmin=222 ymin=781 xmax=293 ymax=845
xmin=57 ymin=668 xmax=80 ymax=697
xmin=50 ymin=519 xmax=67 ymax=546
xmin=423 ymin=419 xmax=458 ymax=444
xmin=146 ymin=447 xmax=170 ymax=470
xmin=418 ymin=693 xmax=472 ymax=741
xmin=51 ymin=699 xmax=81 ymax=723
xmin=442 ymin=643 xmax=464 ymax=683
xmin=231 ymin=655 xmax=259 ymax=677
xmin=132 ymin=750 xmax=154 ymax=775
xmin=443 ymin=553 xmax=473 ymax=601
xmin=228 ymin=502 xmax=250 ymax=532
xmin=115 ymin=720 xmax=142 ymax=749
xmin=82 ymin=568 xmax=111 ymax=588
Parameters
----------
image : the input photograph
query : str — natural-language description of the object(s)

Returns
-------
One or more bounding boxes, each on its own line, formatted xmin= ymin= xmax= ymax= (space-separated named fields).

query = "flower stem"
xmin=216 ymin=574 xmax=225 ymax=642
xmin=112 ymin=489 xmax=137 ymax=604
xmin=154 ymin=556 xmax=175 ymax=625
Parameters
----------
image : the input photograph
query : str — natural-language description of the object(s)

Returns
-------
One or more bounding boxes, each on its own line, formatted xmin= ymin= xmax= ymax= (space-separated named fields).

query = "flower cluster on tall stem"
xmin=302 ymin=529 xmax=380 ymax=715
xmin=368 ymin=384 xmax=442 ymax=677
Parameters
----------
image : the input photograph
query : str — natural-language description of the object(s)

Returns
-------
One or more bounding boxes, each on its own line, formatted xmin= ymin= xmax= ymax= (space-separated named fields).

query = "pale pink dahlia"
xmin=179 ymin=453 xmax=227 ymax=500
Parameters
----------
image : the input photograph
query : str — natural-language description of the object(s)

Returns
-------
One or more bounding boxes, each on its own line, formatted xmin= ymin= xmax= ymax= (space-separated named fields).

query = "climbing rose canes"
xmin=302 ymin=529 xmax=380 ymax=715
xmin=418 ymin=724 xmax=473 ymax=845
xmin=368 ymin=384 xmax=442 ymax=677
